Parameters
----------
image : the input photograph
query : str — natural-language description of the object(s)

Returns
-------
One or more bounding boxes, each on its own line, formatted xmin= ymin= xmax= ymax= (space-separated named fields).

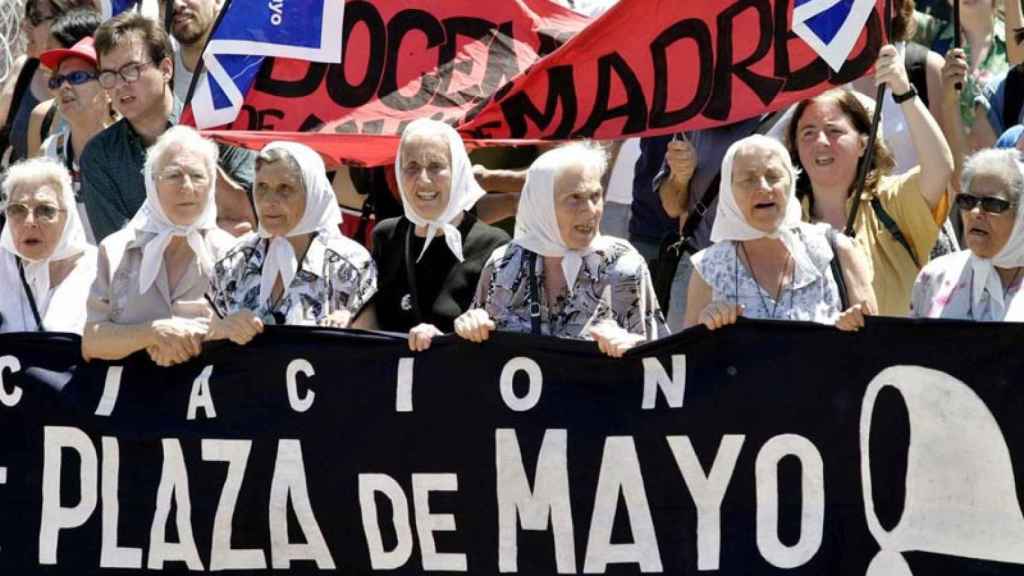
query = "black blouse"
xmin=371 ymin=213 xmax=509 ymax=332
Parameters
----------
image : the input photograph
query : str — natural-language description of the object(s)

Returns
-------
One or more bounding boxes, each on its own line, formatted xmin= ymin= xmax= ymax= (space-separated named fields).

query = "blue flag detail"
xmin=99 ymin=0 xmax=139 ymax=19
xmin=191 ymin=0 xmax=344 ymax=129
xmin=803 ymin=0 xmax=855 ymax=45
xmin=792 ymin=0 xmax=876 ymax=73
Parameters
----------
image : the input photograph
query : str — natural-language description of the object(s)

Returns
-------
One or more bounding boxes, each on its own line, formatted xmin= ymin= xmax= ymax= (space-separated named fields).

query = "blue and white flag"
xmin=792 ymin=0 xmax=877 ymax=72
xmin=191 ymin=0 xmax=344 ymax=129
xmin=98 ymin=0 xmax=139 ymax=19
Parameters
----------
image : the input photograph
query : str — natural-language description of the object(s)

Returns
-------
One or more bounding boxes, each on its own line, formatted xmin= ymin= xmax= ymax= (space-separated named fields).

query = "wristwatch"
xmin=892 ymin=85 xmax=917 ymax=104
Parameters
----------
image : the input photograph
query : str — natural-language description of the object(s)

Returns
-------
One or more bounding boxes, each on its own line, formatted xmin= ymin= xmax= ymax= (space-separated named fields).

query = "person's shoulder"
xmin=322 ymin=233 xmax=373 ymax=264
xmin=80 ymin=120 xmax=128 ymax=162
xmin=99 ymin=226 xmax=137 ymax=252
xmin=597 ymin=236 xmax=650 ymax=275
xmin=204 ymin=228 xmax=240 ymax=260
xmin=464 ymin=215 xmax=511 ymax=248
xmin=372 ymin=216 xmax=404 ymax=242
xmin=919 ymin=249 xmax=971 ymax=280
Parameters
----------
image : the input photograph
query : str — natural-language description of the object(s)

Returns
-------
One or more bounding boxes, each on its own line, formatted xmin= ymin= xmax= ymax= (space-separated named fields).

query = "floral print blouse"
xmin=212 ymin=233 xmax=377 ymax=326
xmin=470 ymin=237 xmax=668 ymax=340
xmin=691 ymin=223 xmax=844 ymax=324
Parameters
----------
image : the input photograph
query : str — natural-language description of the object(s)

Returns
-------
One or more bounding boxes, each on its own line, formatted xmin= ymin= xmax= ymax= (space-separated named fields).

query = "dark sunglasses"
xmin=47 ymin=70 xmax=98 ymax=91
xmin=955 ymin=194 xmax=1017 ymax=215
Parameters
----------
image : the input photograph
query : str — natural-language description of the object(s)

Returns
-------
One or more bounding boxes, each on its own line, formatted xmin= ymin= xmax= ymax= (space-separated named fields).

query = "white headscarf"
xmin=0 ymin=163 xmax=90 ymax=314
xmin=129 ymin=141 xmax=219 ymax=295
xmin=969 ymin=156 xmax=1024 ymax=319
xmin=513 ymin=144 xmax=610 ymax=292
xmin=256 ymin=141 xmax=343 ymax=305
xmin=394 ymin=118 xmax=485 ymax=263
xmin=710 ymin=135 xmax=814 ymax=270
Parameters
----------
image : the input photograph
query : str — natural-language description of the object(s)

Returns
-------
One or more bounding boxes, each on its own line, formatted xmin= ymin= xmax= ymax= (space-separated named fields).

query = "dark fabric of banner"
xmin=1 ymin=320 xmax=1024 ymax=574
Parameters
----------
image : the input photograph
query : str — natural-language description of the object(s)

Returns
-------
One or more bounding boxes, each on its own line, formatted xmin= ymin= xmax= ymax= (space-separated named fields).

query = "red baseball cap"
xmin=39 ymin=36 xmax=97 ymax=71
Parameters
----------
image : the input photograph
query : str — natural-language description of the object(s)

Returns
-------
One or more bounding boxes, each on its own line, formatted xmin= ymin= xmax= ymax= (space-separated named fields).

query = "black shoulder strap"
xmin=903 ymin=42 xmax=930 ymax=108
xmin=825 ymin=228 xmax=850 ymax=310
xmin=40 ymin=104 xmax=57 ymax=143
xmin=16 ymin=257 xmax=45 ymax=331
xmin=869 ymin=197 xmax=921 ymax=268
xmin=525 ymin=251 xmax=542 ymax=336
xmin=1004 ymin=65 xmax=1024 ymax=131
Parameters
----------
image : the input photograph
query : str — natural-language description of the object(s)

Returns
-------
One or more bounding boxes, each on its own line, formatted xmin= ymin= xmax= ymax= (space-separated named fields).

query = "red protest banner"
xmin=458 ymin=0 xmax=889 ymax=140
xmin=187 ymin=0 xmax=589 ymax=143
xmin=197 ymin=0 xmax=888 ymax=166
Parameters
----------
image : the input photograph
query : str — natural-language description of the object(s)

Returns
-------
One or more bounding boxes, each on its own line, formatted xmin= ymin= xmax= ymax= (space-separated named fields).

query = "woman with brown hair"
xmin=786 ymin=45 xmax=954 ymax=316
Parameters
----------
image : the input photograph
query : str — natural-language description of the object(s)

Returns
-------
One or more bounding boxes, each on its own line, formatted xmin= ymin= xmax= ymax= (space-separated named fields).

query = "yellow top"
xmin=802 ymin=168 xmax=949 ymax=316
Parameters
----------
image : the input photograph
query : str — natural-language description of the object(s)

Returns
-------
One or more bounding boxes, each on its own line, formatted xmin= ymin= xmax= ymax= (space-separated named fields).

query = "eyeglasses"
xmin=48 ymin=70 xmax=98 ymax=91
xmin=157 ymin=167 xmax=210 ymax=187
xmin=5 ymin=203 xmax=64 ymax=222
xmin=97 ymin=61 xmax=153 ymax=89
xmin=955 ymin=193 xmax=1017 ymax=215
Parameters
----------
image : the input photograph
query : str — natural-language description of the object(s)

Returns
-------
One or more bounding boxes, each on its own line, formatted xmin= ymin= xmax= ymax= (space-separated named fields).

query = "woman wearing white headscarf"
xmin=0 ymin=157 xmax=95 ymax=333
xmin=212 ymin=141 xmax=376 ymax=327
xmin=82 ymin=126 xmax=261 ymax=367
xmin=455 ymin=142 xmax=667 ymax=357
xmin=353 ymin=119 xmax=510 ymax=350
xmin=912 ymin=148 xmax=1024 ymax=320
xmin=684 ymin=134 xmax=876 ymax=331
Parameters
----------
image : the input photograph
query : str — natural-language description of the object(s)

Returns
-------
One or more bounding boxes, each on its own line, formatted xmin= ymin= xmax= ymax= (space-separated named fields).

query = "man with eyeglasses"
xmin=79 ymin=11 xmax=254 ymax=242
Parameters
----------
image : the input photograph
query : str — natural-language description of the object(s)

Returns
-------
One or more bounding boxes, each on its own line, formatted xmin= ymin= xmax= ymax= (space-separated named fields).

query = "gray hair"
xmin=553 ymin=141 xmax=609 ymax=182
xmin=144 ymin=125 xmax=219 ymax=186
xmin=1 ymin=157 xmax=75 ymax=210
xmin=962 ymin=148 xmax=1024 ymax=203
xmin=255 ymin=146 xmax=301 ymax=175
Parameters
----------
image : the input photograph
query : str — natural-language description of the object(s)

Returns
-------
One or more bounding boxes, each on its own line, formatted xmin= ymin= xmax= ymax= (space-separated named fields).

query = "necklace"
xmin=736 ymin=242 xmax=792 ymax=320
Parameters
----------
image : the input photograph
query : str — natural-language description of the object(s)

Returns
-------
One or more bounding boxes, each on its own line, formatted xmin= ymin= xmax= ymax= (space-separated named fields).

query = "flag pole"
xmin=953 ymin=0 xmax=962 ymax=90
xmin=181 ymin=0 xmax=235 ymax=113
xmin=843 ymin=0 xmax=894 ymax=237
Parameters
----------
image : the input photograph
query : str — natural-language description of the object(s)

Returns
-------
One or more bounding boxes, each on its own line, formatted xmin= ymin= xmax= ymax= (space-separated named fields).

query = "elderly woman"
xmin=787 ymin=47 xmax=954 ymax=316
xmin=82 ymin=126 xmax=262 ymax=366
xmin=353 ymin=119 xmax=510 ymax=351
xmin=0 ymin=157 xmax=94 ymax=333
xmin=912 ymin=149 xmax=1024 ymax=319
xmin=36 ymin=34 xmax=115 ymax=243
xmin=685 ymin=135 xmax=877 ymax=331
xmin=454 ymin=142 xmax=667 ymax=357
xmin=212 ymin=141 xmax=376 ymax=327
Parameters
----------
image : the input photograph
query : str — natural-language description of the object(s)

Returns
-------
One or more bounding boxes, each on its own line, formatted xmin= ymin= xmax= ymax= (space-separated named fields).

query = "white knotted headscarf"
xmin=513 ymin=143 xmax=610 ymax=292
xmin=0 ymin=158 xmax=90 ymax=314
xmin=256 ymin=140 xmax=343 ymax=305
xmin=710 ymin=135 xmax=815 ymax=270
xmin=129 ymin=127 xmax=219 ymax=295
xmin=966 ymin=152 xmax=1024 ymax=319
xmin=394 ymin=118 xmax=485 ymax=262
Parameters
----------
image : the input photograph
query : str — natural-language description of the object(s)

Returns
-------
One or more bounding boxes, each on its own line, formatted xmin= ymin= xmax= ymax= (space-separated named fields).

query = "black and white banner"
xmin=1 ymin=320 xmax=1023 ymax=575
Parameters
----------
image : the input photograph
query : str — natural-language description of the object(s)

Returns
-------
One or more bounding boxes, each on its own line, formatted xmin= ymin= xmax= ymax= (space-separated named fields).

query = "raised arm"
xmin=875 ymin=44 xmax=954 ymax=210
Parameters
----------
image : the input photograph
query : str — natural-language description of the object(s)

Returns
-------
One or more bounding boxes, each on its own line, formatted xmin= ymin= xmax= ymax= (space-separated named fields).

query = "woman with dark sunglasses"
xmin=34 ymin=35 xmax=114 ymax=244
xmin=26 ymin=7 xmax=106 ymax=161
xmin=911 ymin=148 xmax=1024 ymax=320
xmin=0 ymin=0 xmax=93 ymax=164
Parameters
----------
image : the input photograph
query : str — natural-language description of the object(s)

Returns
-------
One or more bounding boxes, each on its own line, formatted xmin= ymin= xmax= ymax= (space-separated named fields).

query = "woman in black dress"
xmin=354 ymin=118 xmax=509 ymax=350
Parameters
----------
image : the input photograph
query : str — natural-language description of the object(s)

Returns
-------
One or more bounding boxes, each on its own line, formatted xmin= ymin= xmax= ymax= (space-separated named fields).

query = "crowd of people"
xmin=2 ymin=0 xmax=1024 ymax=364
